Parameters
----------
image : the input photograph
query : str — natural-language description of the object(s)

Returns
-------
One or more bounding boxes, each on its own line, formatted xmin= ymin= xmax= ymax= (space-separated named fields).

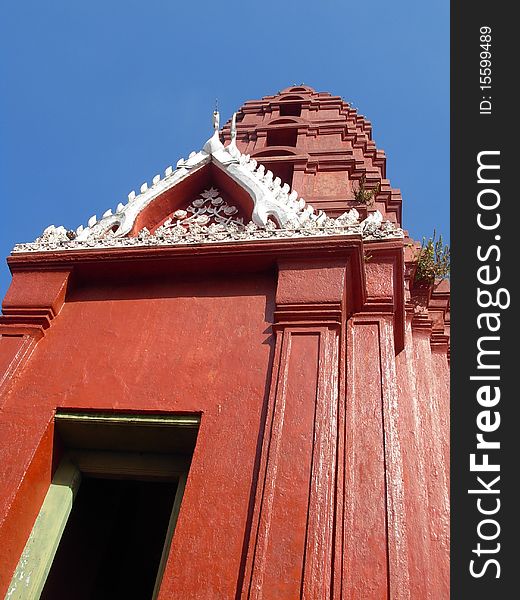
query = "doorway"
xmin=6 ymin=412 xmax=200 ymax=600
xmin=40 ymin=477 xmax=178 ymax=599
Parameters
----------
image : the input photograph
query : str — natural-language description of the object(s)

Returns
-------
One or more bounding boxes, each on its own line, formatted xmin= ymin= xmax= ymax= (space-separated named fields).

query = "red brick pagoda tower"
xmin=0 ymin=86 xmax=450 ymax=599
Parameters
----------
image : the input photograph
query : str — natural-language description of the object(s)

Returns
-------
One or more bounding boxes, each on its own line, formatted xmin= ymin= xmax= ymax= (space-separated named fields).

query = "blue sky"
xmin=0 ymin=1 xmax=449 ymax=299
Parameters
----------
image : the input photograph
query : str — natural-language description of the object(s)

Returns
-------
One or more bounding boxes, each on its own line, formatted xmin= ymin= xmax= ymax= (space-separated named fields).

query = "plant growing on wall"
xmin=353 ymin=174 xmax=380 ymax=206
xmin=415 ymin=231 xmax=450 ymax=283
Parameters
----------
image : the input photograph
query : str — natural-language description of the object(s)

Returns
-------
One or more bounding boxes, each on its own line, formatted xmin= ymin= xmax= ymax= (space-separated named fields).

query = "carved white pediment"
xmin=12 ymin=112 xmax=403 ymax=253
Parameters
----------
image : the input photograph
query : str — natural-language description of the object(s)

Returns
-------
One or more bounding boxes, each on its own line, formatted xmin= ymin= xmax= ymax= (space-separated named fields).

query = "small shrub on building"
xmin=415 ymin=231 xmax=450 ymax=283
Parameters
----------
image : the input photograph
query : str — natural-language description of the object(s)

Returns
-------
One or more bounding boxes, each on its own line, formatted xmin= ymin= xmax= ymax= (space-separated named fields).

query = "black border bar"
xmin=451 ymin=3 xmax=515 ymax=597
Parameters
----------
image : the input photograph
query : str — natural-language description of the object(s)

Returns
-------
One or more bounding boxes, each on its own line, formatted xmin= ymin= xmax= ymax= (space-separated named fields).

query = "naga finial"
xmin=203 ymin=104 xmax=224 ymax=155
xmin=213 ymin=100 xmax=220 ymax=130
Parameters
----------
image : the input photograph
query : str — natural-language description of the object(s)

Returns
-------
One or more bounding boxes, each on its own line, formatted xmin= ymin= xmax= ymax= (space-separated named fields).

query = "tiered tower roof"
xmin=222 ymin=85 xmax=403 ymax=224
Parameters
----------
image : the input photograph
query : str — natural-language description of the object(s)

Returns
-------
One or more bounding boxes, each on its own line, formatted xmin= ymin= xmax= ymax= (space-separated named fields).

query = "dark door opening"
xmin=40 ymin=476 xmax=178 ymax=600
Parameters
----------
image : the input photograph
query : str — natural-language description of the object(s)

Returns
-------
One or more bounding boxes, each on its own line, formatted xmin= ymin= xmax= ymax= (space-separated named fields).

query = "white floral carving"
xmin=165 ymin=187 xmax=244 ymax=229
xmin=28 ymin=225 xmax=75 ymax=249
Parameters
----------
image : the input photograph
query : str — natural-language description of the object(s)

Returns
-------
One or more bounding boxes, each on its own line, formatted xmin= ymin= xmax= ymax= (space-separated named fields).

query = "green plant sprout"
xmin=353 ymin=174 xmax=380 ymax=206
xmin=415 ymin=230 xmax=450 ymax=283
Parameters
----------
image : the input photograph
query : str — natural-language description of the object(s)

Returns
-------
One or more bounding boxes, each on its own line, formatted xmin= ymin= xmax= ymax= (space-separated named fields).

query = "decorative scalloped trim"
xmin=12 ymin=210 xmax=403 ymax=253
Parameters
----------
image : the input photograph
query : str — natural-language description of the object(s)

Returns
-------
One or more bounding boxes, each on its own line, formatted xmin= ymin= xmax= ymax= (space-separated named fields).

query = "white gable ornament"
xmin=12 ymin=111 xmax=403 ymax=253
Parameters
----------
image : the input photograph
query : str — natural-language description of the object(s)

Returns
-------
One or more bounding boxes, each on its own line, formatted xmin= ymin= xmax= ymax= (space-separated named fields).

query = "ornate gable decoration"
xmin=12 ymin=112 xmax=403 ymax=253
xmin=166 ymin=187 xmax=244 ymax=229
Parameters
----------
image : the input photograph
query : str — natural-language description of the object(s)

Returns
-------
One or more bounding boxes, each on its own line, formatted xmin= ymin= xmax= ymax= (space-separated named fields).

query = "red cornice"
xmin=6 ymin=236 xmax=409 ymax=353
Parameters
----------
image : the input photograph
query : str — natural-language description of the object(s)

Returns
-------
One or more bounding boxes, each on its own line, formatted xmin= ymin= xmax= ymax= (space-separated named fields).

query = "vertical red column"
xmin=394 ymin=313 xmax=434 ymax=599
xmin=0 ymin=269 xmax=70 ymax=595
xmin=412 ymin=314 xmax=450 ymax=598
xmin=243 ymin=261 xmax=345 ymax=600
xmin=1 ymin=270 xmax=70 ymax=405
xmin=1 ymin=270 xmax=70 ymax=404
xmin=343 ymin=314 xmax=411 ymax=600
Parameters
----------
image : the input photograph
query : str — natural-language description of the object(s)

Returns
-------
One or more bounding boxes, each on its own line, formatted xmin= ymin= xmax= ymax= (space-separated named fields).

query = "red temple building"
xmin=0 ymin=86 xmax=450 ymax=599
